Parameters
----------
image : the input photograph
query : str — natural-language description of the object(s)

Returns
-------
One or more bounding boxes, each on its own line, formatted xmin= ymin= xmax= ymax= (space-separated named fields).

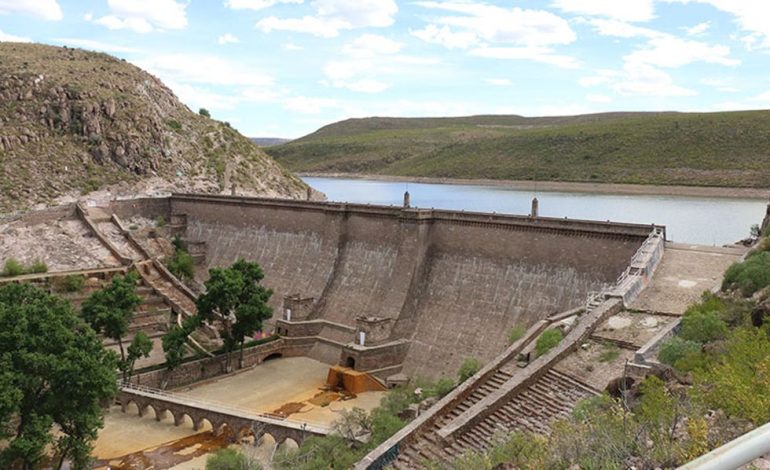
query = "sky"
xmin=1 ymin=1 xmax=770 ymax=138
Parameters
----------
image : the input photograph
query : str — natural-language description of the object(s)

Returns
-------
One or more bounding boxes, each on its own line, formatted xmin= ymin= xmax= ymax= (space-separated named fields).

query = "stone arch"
xmin=196 ymin=417 xmax=213 ymax=432
xmin=121 ymin=398 xmax=140 ymax=415
xmin=257 ymin=432 xmax=277 ymax=448
xmin=213 ymin=421 xmax=232 ymax=437
xmin=174 ymin=412 xmax=194 ymax=428
xmin=278 ymin=438 xmax=299 ymax=454
xmin=154 ymin=407 xmax=170 ymax=422
xmin=263 ymin=352 xmax=283 ymax=362
xmin=345 ymin=356 xmax=356 ymax=369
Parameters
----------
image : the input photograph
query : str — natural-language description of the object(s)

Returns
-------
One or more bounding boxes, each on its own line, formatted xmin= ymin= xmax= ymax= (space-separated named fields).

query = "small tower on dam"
xmin=403 ymin=191 xmax=411 ymax=208
xmin=531 ymin=197 xmax=539 ymax=217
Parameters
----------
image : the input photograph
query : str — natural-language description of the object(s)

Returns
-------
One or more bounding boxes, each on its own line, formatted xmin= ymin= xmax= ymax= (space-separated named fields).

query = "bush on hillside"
xmin=722 ymin=252 xmax=770 ymax=297
xmin=458 ymin=357 xmax=482 ymax=383
xmin=2 ymin=258 xmax=25 ymax=277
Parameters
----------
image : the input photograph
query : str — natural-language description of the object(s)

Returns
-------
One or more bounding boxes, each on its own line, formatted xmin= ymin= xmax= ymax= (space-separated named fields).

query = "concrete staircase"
xmin=393 ymin=369 xmax=595 ymax=468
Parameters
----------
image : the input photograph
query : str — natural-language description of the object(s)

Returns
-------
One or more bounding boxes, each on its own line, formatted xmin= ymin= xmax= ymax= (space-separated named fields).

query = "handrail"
xmin=119 ymin=381 xmax=332 ymax=432
xmin=678 ymin=419 xmax=770 ymax=470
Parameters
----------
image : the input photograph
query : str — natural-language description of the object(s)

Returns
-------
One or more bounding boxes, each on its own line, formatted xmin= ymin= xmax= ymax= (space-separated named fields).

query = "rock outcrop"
xmin=0 ymin=43 xmax=311 ymax=212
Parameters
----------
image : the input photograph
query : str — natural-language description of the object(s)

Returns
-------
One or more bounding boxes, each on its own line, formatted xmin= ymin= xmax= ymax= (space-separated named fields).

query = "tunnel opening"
xmin=345 ymin=356 xmax=356 ymax=369
xmin=263 ymin=352 xmax=283 ymax=362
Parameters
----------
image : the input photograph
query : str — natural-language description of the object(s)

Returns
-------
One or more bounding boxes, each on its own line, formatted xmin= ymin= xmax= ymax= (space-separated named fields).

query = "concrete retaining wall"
xmin=165 ymin=194 xmax=654 ymax=378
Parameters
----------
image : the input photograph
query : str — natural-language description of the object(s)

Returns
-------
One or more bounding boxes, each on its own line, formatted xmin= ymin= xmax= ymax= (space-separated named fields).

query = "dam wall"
xmin=152 ymin=194 xmax=654 ymax=378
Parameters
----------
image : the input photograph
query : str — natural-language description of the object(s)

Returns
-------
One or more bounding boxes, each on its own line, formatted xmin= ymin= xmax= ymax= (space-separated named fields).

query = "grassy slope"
xmin=269 ymin=111 xmax=770 ymax=187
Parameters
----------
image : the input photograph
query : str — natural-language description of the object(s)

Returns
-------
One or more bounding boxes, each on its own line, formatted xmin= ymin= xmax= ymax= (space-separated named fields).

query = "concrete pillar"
xmin=403 ymin=191 xmax=410 ymax=208
xmin=306 ymin=186 xmax=312 ymax=200
xmin=231 ymin=183 xmax=236 ymax=195
xmin=531 ymin=197 xmax=539 ymax=217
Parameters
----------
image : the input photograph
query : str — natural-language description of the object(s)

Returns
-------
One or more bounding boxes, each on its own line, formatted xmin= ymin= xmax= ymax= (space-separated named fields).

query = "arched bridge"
xmin=117 ymin=383 xmax=330 ymax=445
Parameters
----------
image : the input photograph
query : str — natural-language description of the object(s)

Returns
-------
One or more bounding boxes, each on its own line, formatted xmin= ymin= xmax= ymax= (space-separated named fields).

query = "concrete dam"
xmin=113 ymin=194 xmax=656 ymax=380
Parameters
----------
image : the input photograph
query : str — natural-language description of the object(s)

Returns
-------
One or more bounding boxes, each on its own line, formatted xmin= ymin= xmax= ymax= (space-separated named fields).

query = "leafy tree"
xmin=680 ymin=308 xmax=728 ymax=344
xmin=659 ymin=336 xmax=702 ymax=371
xmin=535 ymin=328 xmax=564 ymax=356
xmin=0 ymin=283 xmax=117 ymax=470
xmin=162 ymin=315 xmax=201 ymax=370
xmin=81 ymin=272 xmax=141 ymax=379
xmin=206 ymin=447 xmax=261 ymax=470
xmin=167 ymin=237 xmax=194 ymax=280
xmin=458 ymin=357 xmax=482 ymax=382
xmin=722 ymin=252 xmax=770 ymax=296
xmin=125 ymin=331 xmax=153 ymax=380
xmin=197 ymin=259 xmax=273 ymax=370
xmin=198 ymin=108 xmax=211 ymax=118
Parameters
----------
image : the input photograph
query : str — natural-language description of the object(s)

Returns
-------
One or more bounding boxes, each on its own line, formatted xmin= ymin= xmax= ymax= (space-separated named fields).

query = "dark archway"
xmin=263 ymin=352 xmax=283 ymax=362
xmin=345 ymin=356 xmax=355 ymax=369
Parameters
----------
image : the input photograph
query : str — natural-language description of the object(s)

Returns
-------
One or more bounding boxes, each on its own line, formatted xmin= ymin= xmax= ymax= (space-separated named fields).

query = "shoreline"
xmin=299 ymin=172 xmax=770 ymax=200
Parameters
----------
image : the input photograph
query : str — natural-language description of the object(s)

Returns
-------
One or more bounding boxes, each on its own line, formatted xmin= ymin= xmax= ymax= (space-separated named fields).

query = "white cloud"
xmin=0 ymin=0 xmax=62 ymax=21
xmin=412 ymin=2 xmax=577 ymax=67
xmin=684 ymin=21 xmax=710 ymax=36
xmin=625 ymin=36 xmax=739 ymax=68
xmin=91 ymin=0 xmax=188 ymax=33
xmin=410 ymin=24 xmax=478 ymax=49
xmin=701 ymin=78 xmax=739 ymax=92
xmin=581 ymin=63 xmax=696 ymax=97
xmin=470 ymin=46 xmax=579 ymax=68
xmin=225 ymin=0 xmax=303 ymax=10
xmin=415 ymin=2 xmax=575 ymax=47
xmin=83 ymin=12 xmax=93 ymax=21
xmin=135 ymin=54 xmax=274 ymax=87
xmin=321 ymin=34 xmax=432 ymax=93
xmin=283 ymin=42 xmax=303 ymax=50
xmin=484 ymin=78 xmax=512 ymax=86
xmin=0 ymin=29 xmax=32 ymax=42
xmin=53 ymin=38 xmax=139 ymax=53
xmin=551 ymin=0 xmax=655 ymax=22
xmin=341 ymin=34 xmax=403 ymax=57
xmin=666 ymin=0 xmax=770 ymax=48
xmin=217 ymin=33 xmax=240 ymax=45
xmin=257 ymin=0 xmax=397 ymax=37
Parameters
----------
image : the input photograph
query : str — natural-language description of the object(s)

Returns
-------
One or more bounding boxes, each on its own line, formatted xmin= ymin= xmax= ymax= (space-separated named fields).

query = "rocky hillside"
xmin=0 ymin=43 xmax=312 ymax=212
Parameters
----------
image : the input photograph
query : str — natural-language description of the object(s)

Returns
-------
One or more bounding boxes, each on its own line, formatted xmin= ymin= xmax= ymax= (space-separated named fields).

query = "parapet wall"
xmin=148 ymin=194 xmax=656 ymax=378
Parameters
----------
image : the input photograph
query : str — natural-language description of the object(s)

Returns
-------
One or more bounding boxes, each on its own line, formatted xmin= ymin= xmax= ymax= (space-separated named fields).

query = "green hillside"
xmin=268 ymin=111 xmax=770 ymax=188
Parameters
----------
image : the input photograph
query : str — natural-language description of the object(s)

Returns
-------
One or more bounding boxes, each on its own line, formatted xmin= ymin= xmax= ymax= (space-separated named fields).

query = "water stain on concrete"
xmin=93 ymin=431 xmax=230 ymax=470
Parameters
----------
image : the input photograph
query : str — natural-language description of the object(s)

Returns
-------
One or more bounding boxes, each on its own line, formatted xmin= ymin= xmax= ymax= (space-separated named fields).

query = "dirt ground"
xmin=592 ymin=312 xmax=678 ymax=349
xmin=554 ymin=340 xmax=635 ymax=391
xmin=630 ymin=243 xmax=746 ymax=315
xmin=0 ymin=216 xmax=119 ymax=271
xmin=92 ymin=357 xmax=385 ymax=469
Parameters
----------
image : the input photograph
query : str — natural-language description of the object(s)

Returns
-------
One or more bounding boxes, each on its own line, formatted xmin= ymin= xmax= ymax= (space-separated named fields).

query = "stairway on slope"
xmin=396 ymin=369 xmax=596 ymax=468
xmin=391 ymin=368 xmax=514 ymax=469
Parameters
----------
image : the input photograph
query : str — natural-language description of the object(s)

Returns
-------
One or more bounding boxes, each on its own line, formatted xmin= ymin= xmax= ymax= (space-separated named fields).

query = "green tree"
xmin=199 ymin=108 xmax=211 ymax=118
xmin=167 ymin=236 xmax=195 ymax=280
xmin=197 ymin=259 xmax=273 ymax=370
xmin=81 ymin=272 xmax=142 ymax=379
xmin=0 ymin=283 xmax=117 ymax=470
xmin=162 ymin=315 xmax=201 ymax=370
xmin=125 ymin=331 xmax=153 ymax=380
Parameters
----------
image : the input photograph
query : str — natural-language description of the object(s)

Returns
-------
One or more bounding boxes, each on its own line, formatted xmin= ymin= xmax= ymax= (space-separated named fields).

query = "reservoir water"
xmin=303 ymin=177 xmax=768 ymax=246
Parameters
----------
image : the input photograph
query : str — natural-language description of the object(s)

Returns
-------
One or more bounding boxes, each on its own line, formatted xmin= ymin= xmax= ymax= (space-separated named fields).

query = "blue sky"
xmin=1 ymin=1 xmax=770 ymax=138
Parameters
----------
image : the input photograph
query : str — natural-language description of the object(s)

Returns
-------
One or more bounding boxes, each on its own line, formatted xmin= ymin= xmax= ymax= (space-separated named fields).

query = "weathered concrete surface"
xmin=630 ymin=243 xmax=746 ymax=315
xmin=156 ymin=195 xmax=653 ymax=378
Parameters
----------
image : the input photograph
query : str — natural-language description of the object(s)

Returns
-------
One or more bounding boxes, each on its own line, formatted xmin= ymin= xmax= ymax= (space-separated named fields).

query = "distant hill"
xmin=250 ymin=137 xmax=292 ymax=147
xmin=267 ymin=111 xmax=770 ymax=188
xmin=0 ymin=43 xmax=310 ymax=212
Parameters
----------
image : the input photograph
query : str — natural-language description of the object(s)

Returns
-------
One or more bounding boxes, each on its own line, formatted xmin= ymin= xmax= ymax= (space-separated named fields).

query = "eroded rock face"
xmin=0 ymin=43 xmax=311 ymax=212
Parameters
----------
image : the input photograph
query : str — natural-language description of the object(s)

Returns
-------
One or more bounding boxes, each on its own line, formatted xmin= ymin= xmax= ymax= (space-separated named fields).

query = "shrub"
xmin=425 ymin=377 xmax=455 ymax=399
xmin=166 ymin=119 xmax=182 ymax=132
xmin=598 ymin=343 xmax=620 ymax=363
xmin=681 ymin=308 xmax=728 ymax=344
xmin=535 ymin=329 xmax=563 ymax=357
xmin=199 ymin=108 xmax=211 ymax=118
xmin=28 ymin=260 xmax=48 ymax=274
xmin=52 ymin=274 xmax=86 ymax=293
xmin=722 ymin=252 xmax=770 ymax=297
xmin=155 ymin=215 xmax=166 ymax=227
xmin=659 ymin=336 xmax=702 ymax=370
xmin=206 ymin=448 xmax=261 ymax=470
xmin=167 ymin=248 xmax=194 ymax=280
xmin=2 ymin=258 xmax=25 ymax=277
xmin=508 ymin=324 xmax=526 ymax=344
xmin=458 ymin=357 xmax=482 ymax=383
